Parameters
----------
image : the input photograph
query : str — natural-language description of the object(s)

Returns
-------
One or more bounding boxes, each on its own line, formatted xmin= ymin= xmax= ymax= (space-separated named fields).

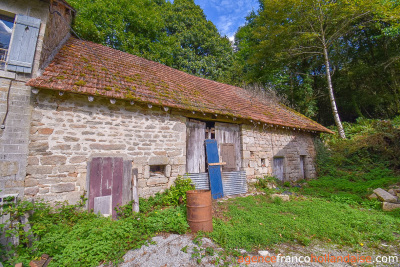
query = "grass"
xmin=210 ymin=194 xmax=400 ymax=251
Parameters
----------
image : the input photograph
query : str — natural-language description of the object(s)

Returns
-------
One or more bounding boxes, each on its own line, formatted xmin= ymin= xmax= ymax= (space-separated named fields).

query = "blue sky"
xmin=194 ymin=0 xmax=259 ymax=41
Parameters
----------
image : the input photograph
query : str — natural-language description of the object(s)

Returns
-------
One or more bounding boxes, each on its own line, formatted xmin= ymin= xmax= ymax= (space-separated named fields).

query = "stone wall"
xmin=26 ymin=91 xmax=187 ymax=203
xmin=0 ymin=0 xmax=50 ymax=197
xmin=40 ymin=0 xmax=73 ymax=70
xmin=0 ymin=78 xmax=33 ymax=196
xmin=241 ymin=124 xmax=317 ymax=182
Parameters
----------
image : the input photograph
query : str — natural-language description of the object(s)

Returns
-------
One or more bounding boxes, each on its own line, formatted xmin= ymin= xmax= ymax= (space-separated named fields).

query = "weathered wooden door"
xmin=273 ymin=157 xmax=284 ymax=181
xmin=300 ymin=156 xmax=306 ymax=179
xmin=215 ymin=122 xmax=241 ymax=171
xmin=187 ymin=120 xmax=206 ymax=173
xmin=220 ymin=143 xmax=236 ymax=172
xmin=88 ymin=157 xmax=131 ymax=219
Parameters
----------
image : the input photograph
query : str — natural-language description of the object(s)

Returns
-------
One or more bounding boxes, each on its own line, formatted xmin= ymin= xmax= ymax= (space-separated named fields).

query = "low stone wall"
xmin=26 ymin=91 xmax=187 ymax=203
xmin=241 ymin=125 xmax=317 ymax=182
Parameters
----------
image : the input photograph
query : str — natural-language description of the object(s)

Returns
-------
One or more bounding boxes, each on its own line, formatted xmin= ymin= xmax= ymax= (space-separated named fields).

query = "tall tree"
xmin=164 ymin=0 xmax=234 ymax=82
xmin=236 ymin=0 xmax=400 ymax=137
xmin=67 ymin=0 xmax=234 ymax=83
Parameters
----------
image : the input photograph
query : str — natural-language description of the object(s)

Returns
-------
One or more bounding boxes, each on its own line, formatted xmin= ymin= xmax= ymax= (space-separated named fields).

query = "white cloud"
xmin=195 ymin=0 xmax=260 ymax=37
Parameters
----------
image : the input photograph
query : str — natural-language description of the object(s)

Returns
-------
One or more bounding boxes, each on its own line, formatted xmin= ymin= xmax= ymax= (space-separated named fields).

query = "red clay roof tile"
xmin=28 ymin=37 xmax=332 ymax=133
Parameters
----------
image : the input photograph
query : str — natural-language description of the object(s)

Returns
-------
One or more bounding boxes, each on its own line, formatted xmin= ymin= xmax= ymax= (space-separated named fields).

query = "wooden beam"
xmin=208 ymin=162 xmax=226 ymax=166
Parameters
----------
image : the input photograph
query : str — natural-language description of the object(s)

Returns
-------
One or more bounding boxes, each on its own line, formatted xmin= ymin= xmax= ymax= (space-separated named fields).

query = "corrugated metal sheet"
xmin=185 ymin=171 xmax=247 ymax=196
xmin=222 ymin=171 xmax=247 ymax=196
xmin=184 ymin=173 xmax=210 ymax=190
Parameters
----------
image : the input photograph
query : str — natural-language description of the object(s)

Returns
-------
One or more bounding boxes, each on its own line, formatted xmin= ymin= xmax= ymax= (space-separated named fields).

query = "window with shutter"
xmin=0 ymin=14 xmax=14 ymax=69
xmin=6 ymin=14 xmax=40 ymax=74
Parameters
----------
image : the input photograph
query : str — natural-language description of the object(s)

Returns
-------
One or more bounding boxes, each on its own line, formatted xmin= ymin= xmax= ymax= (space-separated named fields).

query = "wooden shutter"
xmin=7 ymin=15 xmax=40 ymax=73
xmin=186 ymin=120 xmax=206 ymax=173
xmin=215 ymin=122 xmax=241 ymax=171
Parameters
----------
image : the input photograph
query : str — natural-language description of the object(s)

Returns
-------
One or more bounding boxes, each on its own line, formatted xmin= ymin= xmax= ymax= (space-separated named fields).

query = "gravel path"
xmin=116 ymin=234 xmax=398 ymax=267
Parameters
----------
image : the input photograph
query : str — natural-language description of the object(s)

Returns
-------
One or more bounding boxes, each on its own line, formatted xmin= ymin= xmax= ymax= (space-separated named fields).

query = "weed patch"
xmin=0 ymin=177 xmax=194 ymax=266
xmin=209 ymin=196 xmax=400 ymax=251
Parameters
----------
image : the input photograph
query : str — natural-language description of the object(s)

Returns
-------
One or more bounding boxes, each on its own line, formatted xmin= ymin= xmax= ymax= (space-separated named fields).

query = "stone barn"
xmin=0 ymin=0 xmax=332 ymax=216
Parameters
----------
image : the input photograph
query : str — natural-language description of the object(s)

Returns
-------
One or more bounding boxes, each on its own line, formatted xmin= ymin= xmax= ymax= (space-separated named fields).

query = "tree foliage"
xmin=67 ymin=0 xmax=234 ymax=82
xmin=234 ymin=0 xmax=400 ymax=127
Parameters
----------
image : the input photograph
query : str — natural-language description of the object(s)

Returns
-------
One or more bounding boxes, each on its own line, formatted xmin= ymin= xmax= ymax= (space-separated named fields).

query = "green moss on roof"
xmin=74 ymin=80 xmax=86 ymax=86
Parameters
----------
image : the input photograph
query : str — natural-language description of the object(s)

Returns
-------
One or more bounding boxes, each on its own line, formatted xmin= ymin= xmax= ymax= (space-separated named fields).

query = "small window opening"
xmin=205 ymin=121 xmax=215 ymax=139
xmin=0 ymin=14 xmax=14 ymax=69
xmin=261 ymin=158 xmax=266 ymax=167
xmin=150 ymin=165 xmax=166 ymax=176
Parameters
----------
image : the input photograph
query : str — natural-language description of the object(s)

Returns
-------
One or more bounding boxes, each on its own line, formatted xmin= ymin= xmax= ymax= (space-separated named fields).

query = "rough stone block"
xmin=165 ymin=165 xmax=172 ymax=177
xmin=70 ymin=156 xmax=86 ymax=164
xmin=25 ymin=187 xmax=39 ymax=196
xmin=26 ymin=166 xmax=53 ymax=175
xmin=144 ymin=165 xmax=150 ymax=179
xmin=41 ymin=155 xmax=67 ymax=165
xmin=27 ymin=156 xmax=39 ymax=165
xmin=51 ymin=183 xmax=75 ymax=193
xmin=89 ymin=143 xmax=126 ymax=150
xmin=29 ymin=142 xmax=49 ymax=152
xmin=53 ymin=144 xmax=71 ymax=150
xmin=63 ymin=136 xmax=80 ymax=142
xmin=388 ymin=189 xmax=397 ymax=196
xmin=149 ymin=156 xmax=169 ymax=165
xmin=367 ymin=193 xmax=378 ymax=200
xmin=147 ymin=177 xmax=169 ymax=186
xmin=39 ymin=188 xmax=50 ymax=194
xmin=0 ymin=161 xmax=18 ymax=177
xmin=25 ymin=178 xmax=38 ymax=187
xmin=373 ymin=188 xmax=398 ymax=203
xmin=38 ymin=128 xmax=54 ymax=135
xmin=58 ymin=165 xmax=76 ymax=173
xmin=382 ymin=202 xmax=400 ymax=211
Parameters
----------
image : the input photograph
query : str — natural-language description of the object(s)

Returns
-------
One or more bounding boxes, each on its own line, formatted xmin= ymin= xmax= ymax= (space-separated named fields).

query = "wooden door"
xmin=273 ymin=157 xmax=284 ymax=182
xmin=88 ymin=157 xmax=130 ymax=219
xmin=215 ymin=122 xmax=241 ymax=171
xmin=221 ymin=143 xmax=236 ymax=172
xmin=300 ymin=156 xmax=306 ymax=179
xmin=187 ymin=120 xmax=206 ymax=173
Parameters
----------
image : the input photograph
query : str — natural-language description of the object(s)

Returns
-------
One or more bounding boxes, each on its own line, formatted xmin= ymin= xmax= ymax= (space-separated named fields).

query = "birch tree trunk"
xmin=322 ymin=44 xmax=346 ymax=139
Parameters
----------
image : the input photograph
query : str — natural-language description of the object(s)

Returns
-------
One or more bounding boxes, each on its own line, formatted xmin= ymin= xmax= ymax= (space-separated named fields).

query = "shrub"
xmin=162 ymin=176 xmax=194 ymax=206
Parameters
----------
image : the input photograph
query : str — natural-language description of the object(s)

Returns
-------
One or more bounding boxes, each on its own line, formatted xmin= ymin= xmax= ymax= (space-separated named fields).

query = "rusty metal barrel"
xmin=186 ymin=190 xmax=213 ymax=232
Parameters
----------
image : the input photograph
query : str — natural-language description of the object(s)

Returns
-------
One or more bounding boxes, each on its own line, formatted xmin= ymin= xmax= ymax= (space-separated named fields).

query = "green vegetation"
xmin=234 ymin=0 xmax=400 ymax=127
xmin=210 ymin=196 xmax=399 ymax=250
xmin=67 ymin=0 xmax=234 ymax=83
xmin=209 ymin=118 xmax=400 ymax=251
xmin=0 ymin=177 xmax=193 ymax=267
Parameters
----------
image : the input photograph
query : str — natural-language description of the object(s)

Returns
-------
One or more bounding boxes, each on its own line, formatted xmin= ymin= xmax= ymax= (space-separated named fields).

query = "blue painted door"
xmin=205 ymin=139 xmax=224 ymax=199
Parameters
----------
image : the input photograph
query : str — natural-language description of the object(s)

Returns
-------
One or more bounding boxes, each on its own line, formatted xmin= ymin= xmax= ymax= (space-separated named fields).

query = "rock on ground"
xmin=373 ymin=188 xmax=398 ymax=203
